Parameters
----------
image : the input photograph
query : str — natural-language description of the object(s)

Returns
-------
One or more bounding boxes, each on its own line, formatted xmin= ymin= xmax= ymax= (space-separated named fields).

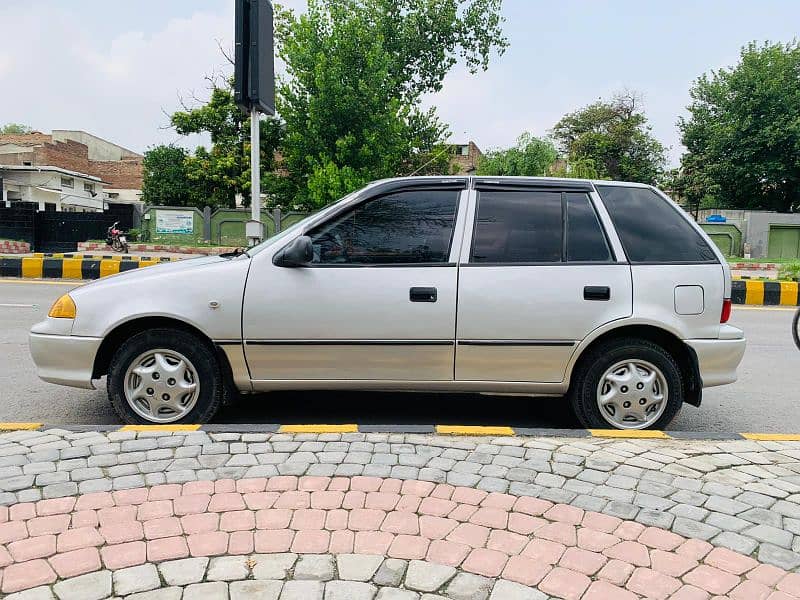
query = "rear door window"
xmin=566 ymin=192 xmax=612 ymax=262
xmin=596 ymin=185 xmax=717 ymax=263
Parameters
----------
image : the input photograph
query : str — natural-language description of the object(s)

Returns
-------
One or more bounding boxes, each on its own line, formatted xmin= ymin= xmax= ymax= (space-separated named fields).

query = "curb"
xmin=731 ymin=279 xmax=800 ymax=306
xmin=0 ymin=256 xmax=175 ymax=280
xmin=1 ymin=422 xmax=799 ymax=440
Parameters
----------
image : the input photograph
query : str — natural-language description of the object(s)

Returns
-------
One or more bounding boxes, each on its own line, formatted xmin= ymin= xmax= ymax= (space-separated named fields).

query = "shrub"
xmin=778 ymin=260 xmax=800 ymax=280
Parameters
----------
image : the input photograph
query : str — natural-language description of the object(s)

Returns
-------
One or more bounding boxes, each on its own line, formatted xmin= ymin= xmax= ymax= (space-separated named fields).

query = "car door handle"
xmin=410 ymin=287 xmax=437 ymax=302
xmin=584 ymin=286 xmax=611 ymax=301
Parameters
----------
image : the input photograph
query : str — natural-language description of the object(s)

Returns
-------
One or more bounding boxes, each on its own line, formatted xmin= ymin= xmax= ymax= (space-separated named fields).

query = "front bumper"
xmin=685 ymin=325 xmax=746 ymax=388
xmin=29 ymin=332 xmax=102 ymax=390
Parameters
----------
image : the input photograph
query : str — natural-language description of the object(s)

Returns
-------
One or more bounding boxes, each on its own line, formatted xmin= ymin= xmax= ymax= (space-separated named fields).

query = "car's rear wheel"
xmin=108 ymin=328 xmax=223 ymax=424
xmin=569 ymin=338 xmax=683 ymax=430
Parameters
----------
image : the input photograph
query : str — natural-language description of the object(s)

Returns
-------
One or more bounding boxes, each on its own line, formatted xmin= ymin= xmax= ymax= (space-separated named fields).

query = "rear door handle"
xmin=410 ymin=287 xmax=437 ymax=302
xmin=584 ymin=286 xmax=611 ymax=301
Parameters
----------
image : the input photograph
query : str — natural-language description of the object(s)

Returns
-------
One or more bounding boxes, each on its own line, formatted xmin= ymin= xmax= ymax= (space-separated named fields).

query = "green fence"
xmin=700 ymin=223 xmax=742 ymax=257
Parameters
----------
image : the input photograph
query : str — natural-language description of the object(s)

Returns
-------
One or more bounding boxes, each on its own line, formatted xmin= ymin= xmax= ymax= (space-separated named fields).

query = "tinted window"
xmin=596 ymin=185 xmax=717 ymax=263
xmin=566 ymin=193 xmax=611 ymax=261
xmin=307 ymin=189 xmax=459 ymax=264
xmin=471 ymin=191 xmax=562 ymax=263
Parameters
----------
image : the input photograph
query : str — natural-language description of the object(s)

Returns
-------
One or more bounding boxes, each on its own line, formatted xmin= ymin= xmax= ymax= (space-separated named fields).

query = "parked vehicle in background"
xmin=30 ymin=177 xmax=746 ymax=429
xmin=106 ymin=221 xmax=129 ymax=253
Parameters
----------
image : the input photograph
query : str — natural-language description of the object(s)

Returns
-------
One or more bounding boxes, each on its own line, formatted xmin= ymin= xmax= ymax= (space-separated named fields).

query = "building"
xmin=449 ymin=141 xmax=483 ymax=174
xmin=695 ymin=208 xmax=800 ymax=260
xmin=0 ymin=130 xmax=143 ymax=211
xmin=0 ymin=165 xmax=106 ymax=211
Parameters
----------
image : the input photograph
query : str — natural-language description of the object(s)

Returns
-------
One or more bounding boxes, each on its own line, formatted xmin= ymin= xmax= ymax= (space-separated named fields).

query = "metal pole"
xmin=248 ymin=106 xmax=262 ymax=246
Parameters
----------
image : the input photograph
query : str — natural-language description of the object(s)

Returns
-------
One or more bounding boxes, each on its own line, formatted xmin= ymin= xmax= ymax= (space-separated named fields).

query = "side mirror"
xmin=273 ymin=235 xmax=313 ymax=267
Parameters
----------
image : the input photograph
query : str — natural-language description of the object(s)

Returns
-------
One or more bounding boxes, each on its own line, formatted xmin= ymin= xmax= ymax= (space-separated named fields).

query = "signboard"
xmin=156 ymin=210 xmax=194 ymax=234
xmin=234 ymin=0 xmax=275 ymax=115
xmin=706 ymin=214 xmax=727 ymax=223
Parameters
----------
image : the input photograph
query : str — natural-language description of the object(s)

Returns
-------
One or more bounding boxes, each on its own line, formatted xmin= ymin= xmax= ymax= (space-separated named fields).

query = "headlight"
xmin=48 ymin=294 xmax=76 ymax=319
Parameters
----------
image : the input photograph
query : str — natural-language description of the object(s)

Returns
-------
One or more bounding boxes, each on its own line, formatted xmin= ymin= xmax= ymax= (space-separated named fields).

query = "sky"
xmin=2 ymin=0 xmax=799 ymax=166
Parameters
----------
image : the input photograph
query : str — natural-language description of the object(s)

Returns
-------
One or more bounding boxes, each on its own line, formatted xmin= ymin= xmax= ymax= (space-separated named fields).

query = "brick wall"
xmin=91 ymin=158 xmax=143 ymax=189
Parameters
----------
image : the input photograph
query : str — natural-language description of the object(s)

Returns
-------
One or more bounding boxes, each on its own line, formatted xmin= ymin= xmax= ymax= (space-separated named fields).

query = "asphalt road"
xmin=1 ymin=278 xmax=797 ymax=432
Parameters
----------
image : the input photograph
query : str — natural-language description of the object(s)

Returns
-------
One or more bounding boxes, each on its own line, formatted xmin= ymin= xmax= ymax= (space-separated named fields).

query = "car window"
xmin=596 ymin=185 xmax=717 ymax=263
xmin=307 ymin=189 xmax=459 ymax=264
xmin=471 ymin=191 xmax=563 ymax=263
xmin=566 ymin=192 xmax=611 ymax=261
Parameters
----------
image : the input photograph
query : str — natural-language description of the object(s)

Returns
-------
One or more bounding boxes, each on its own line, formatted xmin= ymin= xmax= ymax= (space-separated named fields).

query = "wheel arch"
xmin=567 ymin=323 xmax=702 ymax=407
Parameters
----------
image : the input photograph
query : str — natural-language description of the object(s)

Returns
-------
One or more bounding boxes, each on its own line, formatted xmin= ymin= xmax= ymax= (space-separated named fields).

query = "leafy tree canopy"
xmin=141 ymin=145 xmax=195 ymax=207
xmin=476 ymin=133 xmax=558 ymax=176
xmin=551 ymin=91 xmax=666 ymax=184
xmin=678 ymin=41 xmax=800 ymax=212
xmin=0 ymin=123 xmax=32 ymax=134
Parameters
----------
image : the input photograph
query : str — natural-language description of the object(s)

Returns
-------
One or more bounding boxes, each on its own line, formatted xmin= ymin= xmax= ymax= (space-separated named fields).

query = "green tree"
xmin=476 ymin=133 xmax=558 ymax=176
xmin=551 ymin=91 xmax=666 ymax=184
xmin=276 ymin=0 xmax=507 ymax=207
xmin=679 ymin=41 xmax=800 ymax=212
xmin=141 ymin=145 xmax=195 ymax=207
xmin=0 ymin=123 xmax=32 ymax=134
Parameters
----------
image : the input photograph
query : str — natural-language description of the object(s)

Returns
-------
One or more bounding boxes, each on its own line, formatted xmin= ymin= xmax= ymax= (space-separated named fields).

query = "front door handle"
xmin=410 ymin=287 xmax=437 ymax=302
xmin=584 ymin=286 xmax=611 ymax=301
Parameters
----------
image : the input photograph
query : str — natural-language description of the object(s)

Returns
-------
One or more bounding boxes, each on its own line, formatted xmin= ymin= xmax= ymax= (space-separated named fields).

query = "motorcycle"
xmin=106 ymin=221 xmax=129 ymax=254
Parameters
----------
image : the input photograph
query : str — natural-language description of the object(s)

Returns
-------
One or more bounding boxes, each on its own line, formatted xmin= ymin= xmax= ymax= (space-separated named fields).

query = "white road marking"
xmin=0 ymin=303 xmax=37 ymax=308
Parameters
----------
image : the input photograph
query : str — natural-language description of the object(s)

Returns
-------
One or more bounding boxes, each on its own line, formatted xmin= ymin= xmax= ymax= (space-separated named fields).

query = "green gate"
xmin=768 ymin=226 xmax=800 ymax=259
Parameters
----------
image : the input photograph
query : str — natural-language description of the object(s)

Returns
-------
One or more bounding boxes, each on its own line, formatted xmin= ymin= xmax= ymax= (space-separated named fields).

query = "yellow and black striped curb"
xmin=0 ymin=256 xmax=174 ymax=280
xmin=0 ymin=422 xmax=799 ymax=440
xmin=731 ymin=279 xmax=799 ymax=306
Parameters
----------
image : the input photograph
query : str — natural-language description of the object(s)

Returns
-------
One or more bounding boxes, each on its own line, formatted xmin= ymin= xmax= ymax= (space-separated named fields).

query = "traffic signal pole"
xmin=248 ymin=106 xmax=262 ymax=247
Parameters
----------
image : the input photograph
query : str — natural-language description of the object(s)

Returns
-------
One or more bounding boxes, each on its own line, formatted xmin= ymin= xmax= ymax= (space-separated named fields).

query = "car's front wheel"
xmin=569 ymin=338 xmax=683 ymax=430
xmin=108 ymin=328 xmax=223 ymax=424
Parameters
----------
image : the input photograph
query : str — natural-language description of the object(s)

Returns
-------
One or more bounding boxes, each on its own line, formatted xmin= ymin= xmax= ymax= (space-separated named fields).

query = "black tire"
xmin=568 ymin=338 xmax=683 ymax=430
xmin=107 ymin=328 xmax=224 ymax=424
xmin=793 ymin=308 xmax=800 ymax=352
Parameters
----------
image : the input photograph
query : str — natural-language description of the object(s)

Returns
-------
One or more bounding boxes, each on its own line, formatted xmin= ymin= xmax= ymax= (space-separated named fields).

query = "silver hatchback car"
xmin=30 ymin=177 xmax=746 ymax=429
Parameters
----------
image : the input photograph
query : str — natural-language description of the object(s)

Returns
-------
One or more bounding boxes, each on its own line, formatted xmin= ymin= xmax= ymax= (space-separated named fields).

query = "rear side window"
xmin=566 ymin=192 xmax=611 ymax=262
xmin=596 ymin=185 xmax=717 ymax=263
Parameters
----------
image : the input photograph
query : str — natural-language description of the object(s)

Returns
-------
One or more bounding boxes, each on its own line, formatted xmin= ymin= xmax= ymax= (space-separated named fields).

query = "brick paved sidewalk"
xmin=0 ymin=429 xmax=799 ymax=599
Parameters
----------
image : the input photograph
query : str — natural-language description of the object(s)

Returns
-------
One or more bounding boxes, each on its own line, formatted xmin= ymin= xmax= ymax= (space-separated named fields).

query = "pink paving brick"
xmin=329 ymin=477 xmax=351 ymax=492
xmin=576 ymin=528 xmax=620 ymax=552
xmin=98 ymin=505 xmax=137 ymax=527
xmin=343 ymin=491 xmax=366 ymax=509
xmin=26 ymin=514 xmax=70 ymax=536
xmin=388 ymin=534 xmax=430 ymax=560
xmin=266 ymin=476 xmax=298 ymax=491
xmin=188 ymin=531 xmax=229 ymax=557
xmin=650 ymin=548 xmax=698 ymax=577
xmin=237 ymin=478 xmax=269 ymax=493
xmin=298 ymin=476 xmax=330 ymax=491
xmin=544 ymin=503 xmax=584 ymax=525
xmin=254 ymin=529 xmax=294 ymax=553
xmin=597 ymin=559 xmax=635 ymax=586
xmin=448 ymin=504 xmax=478 ymax=522
xmin=49 ymin=547 xmax=101 ymax=578
xmin=8 ymin=534 xmax=56 ymax=561
xmin=2 ymin=558 xmax=57 ymax=594
xmin=290 ymin=509 xmax=326 ymax=531
xmin=243 ymin=492 xmax=279 ymax=510
xmin=381 ymin=511 xmax=419 ymax=535
xmin=147 ymin=535 xmax=189 ymax=562
xmin=604 ymin=540 xmax=651 ymax=567
xmin=148 ymin=484 xmax=182 ymax=500
xmin=311 ymin=491 xmax=345 ymax=510
xmin=706 ymin=546 xmax=759 ymax=575
xmin=274 ymin=491 xmax=310 ymax=510
xmin=614 ymin=520 xmax=646 ymax=540
xmin=487 ymin=529 xmax=528 ymax=555
xmin=419 ymin=516 xmax=458 ymax=540
xmin=113 ymin=488 xmax=149 ymax=506
xmin=522 ymin=538 xmax=566 ymax=564
xmin=447 ymin=522 xmax=490 ymax=548
xmin=143 ymin=516 xmax=182 ymax=540
xmin=502 ymin=555 xmax=551 ymax=586
xmin=582 ymin=510 xmax=623 ymax=533
xmin=349 ymin=508 xmax=386 ymax=531
xmin=748 ymin=564 xmax=787 ymax=586
xmin=366 ymin=492 xmax=400 ymax=511
xmin=451 ymin=487 xmax=488 ymax=505
xmin=71 ymin=510 xmax=98 ymax=529
xmin=181 ymin=512 xmax=219 ymax=534
xmin=684 ymin=564 xmax=742 ymax=595
xmin=480 ymin=492 xmax=516 ymax=511
xmin=214 ymin=479 xmax=236 ymax=493
xmin=352 ymin=476 xmax=384 ymax=492
xmin=767 ymin=592 xmax=796 ymax=600
xmin=462 ymin=547 xmax=508 ymax=577
xmin=0 ymin=520 xmax=28 ymax=544
xmin=10 ymin=503 xmax=35 ymax=521
xmin=677 ymin=538 xmax=713 ymax=561
xmin=513 ymin=496 xmax=553 ymax=516
xmin=559 ymin=546 xmax=607 ymax=575
xmin=100 ymin=541 xmax=146 ymax=570
xmin=638 ymin=526 xmax=684 ymax=551
xmin=208 ymin=492 xmax=246 ymax=512
xmin=539 ymin=566 xmax=591 ymax=600
xmin=432 ymin=484 xmax=455 ymax=499
xmin=396 ymin=496 xmax=422 ymax=513
xmin=36 ymin=497 xmax=75 ymax=517
xmin=418 ymin=497 xmax=456 ymax=517
xmin=427 ymin=539 xmax=471 ymax=567
xmin=325 ymin=509 xmax=349 ymax=531
xmin=626 ymin=567 xmax=682 ymax=600
xmin=670 ymin=585 xmax=712 ymax=600
xmin=777 ymin=573 xmax=800 ymax=595
xmin=354 ymin=531 xmax=394 ymax=555
xmin=291 ymin=530 xmax=330 ymax=553
xmin=256 ymin=509 xmax=292 ymax=530
xmin=378 ymin=479 xmax=402 ymax=494
xmin=0 ymin=545 xmax=11 ymax=567
xmin=57 ymin=527 xmax=104 ymax=552
xmin=137 ymin=500 xmax=174 ymax=521
xmin=183 ymin=481 xmax=215 ymax=495
xmin=329 ymin=530 xmax=354 ymax=554
xmin=536 ymin=521 xmax=576 ymax=546
xmin=400 ymin=480 xmax=435 ymax=497
xmin=228 ymin=531 xmax=254 ymax=555
xmin=100 ymin=520 xmax=144 ymax=544
xmin=220 ymin=510 xmax=256 ymax=532
xmin=730 ymin=579 xmax=772 ymax=600
xmin=469 ymin=507 xmax=508 ymax=529
xmin=75 ymin=492 xmax=115 ymax=511
xmin=174 ymin=493 xmax=211 ymax=515
xmin=583 ymin=580 xmax=638 ymax=600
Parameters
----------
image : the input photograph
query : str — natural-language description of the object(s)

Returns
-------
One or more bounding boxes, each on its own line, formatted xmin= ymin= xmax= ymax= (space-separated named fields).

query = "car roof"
xmin=374 ymin=175 xmax=653 ymax=189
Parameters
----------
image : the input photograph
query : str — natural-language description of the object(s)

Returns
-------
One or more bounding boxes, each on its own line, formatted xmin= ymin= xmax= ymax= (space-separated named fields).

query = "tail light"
xmin=720 ymin=298 xmax=732 ymax=323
